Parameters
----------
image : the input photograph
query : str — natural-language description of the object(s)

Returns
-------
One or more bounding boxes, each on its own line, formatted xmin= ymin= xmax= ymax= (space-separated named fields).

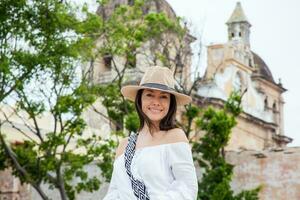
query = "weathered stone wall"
xmin=0 ymin=168 xmax=31 ymax=200
xmin=3 ymin=147 xmax=300 ymax=200
xmin=226 ymin=115 xmax=275 ymax=151
xmin=30 ymin=183 xmax=108 ymax=200
xmin=226 ymin=147 xmax=300 ymax=200
xmin=0 ymin=165 xmax=108 ymax=200
xmin=30 ymin=163 xmax=108 ymax=200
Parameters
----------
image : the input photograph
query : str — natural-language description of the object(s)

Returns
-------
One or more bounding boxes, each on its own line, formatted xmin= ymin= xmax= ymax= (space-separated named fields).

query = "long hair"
xmin=135 ymin=89 xmax=177 ymax=134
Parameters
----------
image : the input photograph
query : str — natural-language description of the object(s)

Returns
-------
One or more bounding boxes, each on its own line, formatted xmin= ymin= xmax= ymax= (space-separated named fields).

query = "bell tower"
xmin=226 ymin=2 xmax=251 ymax=46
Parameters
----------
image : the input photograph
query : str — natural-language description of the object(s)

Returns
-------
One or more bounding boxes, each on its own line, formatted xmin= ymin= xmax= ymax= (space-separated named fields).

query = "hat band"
xmin=141 ymin=83 xmax=175 ymax=92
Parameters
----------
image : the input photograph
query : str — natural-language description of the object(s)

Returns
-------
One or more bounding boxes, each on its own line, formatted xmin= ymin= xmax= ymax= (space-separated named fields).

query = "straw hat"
xmin=121 ymin=66 xmax=192 ymax=105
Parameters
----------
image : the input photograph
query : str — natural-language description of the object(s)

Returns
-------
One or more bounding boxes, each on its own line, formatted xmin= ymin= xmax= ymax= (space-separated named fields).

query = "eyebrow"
xmin=146 ymin=89 xmax=168 ymax=95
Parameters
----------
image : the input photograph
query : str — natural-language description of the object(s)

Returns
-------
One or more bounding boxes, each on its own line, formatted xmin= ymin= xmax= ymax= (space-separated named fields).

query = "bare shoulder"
xmin=164 ymin=128 xmax=189 ymax=144
xmin=115 ymin=137 xmax=129 ymax=159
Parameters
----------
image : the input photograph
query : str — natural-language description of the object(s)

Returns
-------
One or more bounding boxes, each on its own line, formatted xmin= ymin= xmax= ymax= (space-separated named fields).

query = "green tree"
xmin=193 ymin=92 xmax=260 ymax=200
xmin=0 ymin=0 xmax=186 ymax=199
xmin=0 ymin=0 xmax=113 ymax=199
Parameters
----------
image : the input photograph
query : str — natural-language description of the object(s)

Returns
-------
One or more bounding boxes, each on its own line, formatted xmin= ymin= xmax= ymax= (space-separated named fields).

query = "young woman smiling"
xmin=103 ymin=66 xmax=198 ymax=200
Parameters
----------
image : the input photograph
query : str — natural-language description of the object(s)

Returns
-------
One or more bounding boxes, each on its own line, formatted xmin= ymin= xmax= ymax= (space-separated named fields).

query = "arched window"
xmin=103 ymin=54 xmax=112 ymax=69
xmin=249 ymin=58 xmax=252 ymax=67
xmin=272 ymin=102 xmax=277 ymax=112
xmin=175 ymin=53 xmax=183 ymax=69
xmin=127 ymin=54 xmax=136 ymax=68
xmin=264 ymin=97 xmax=268 ymax=110
xmin=128 ymin=0 xmax=134 ymax=6
xmin=114 ymin=3 xmax=120 ymax=9
xmin=233 ymin=71 xmax=243 ymax=92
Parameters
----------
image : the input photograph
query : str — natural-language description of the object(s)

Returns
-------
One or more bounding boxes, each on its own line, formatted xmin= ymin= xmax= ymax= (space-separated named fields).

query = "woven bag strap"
xmin=124 ymin=133 xmax=150 ymax=200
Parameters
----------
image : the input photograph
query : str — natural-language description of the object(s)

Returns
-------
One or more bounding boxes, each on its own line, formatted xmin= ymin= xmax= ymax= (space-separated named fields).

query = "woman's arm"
xmin=102 ymin=166 xmax=121 ymax=200
xmin=102 ymin=137 xmax=128 ymax=200
xmin=154 ymin=129 xmax=198 ymax=200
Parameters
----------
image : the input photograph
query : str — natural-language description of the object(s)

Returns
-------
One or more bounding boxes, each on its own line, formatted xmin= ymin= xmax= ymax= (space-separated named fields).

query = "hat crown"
xmin=140 ymin=66 xmax=175 ymax=88
xmin=120 ymin=65 xmax=192 ymax=105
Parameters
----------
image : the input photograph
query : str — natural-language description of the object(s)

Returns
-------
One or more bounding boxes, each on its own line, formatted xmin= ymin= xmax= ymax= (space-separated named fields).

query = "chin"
xmin=145 ymin=113 xmax=160 ymax=120
xmin=148 ymin=116 xmax=163 ymax=122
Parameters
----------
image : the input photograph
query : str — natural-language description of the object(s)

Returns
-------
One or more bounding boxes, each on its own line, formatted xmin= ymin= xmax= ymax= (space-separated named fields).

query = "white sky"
xmin=166 ymin=0 xmax=300 ymax=146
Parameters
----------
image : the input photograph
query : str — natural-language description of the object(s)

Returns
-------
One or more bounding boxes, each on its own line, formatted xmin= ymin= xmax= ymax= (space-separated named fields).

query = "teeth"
xmin=149 ymin=108 xmax=162 ymax=113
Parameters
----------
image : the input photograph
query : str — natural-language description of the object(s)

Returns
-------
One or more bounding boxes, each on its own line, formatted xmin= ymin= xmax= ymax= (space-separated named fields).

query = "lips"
xmin=148 ymin=107 xmax=163 ymax=114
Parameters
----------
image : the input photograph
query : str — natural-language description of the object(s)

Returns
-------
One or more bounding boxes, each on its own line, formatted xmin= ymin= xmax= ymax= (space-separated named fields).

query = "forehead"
xmin=143 ymin=89 xmax=170 ymax=95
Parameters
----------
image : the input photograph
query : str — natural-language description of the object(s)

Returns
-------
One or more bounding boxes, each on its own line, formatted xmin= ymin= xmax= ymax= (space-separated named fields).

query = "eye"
xmin=146 ymin=93 xmax=153 ymax=97
xmin=160 ymin=95 xmax=168 ymax=99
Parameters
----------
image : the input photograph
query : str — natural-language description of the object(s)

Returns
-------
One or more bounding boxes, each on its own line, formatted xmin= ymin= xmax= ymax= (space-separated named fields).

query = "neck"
xmin=140 ymin=122 xmax=160 ymax=135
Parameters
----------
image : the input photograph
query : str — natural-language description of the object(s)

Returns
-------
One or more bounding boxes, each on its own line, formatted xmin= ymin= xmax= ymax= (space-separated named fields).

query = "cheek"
xmin=141 ymin=98 xmax=149 ymax=112
xmin=141 ymin=104 xmax=147 ymax=114
xmin=162 ymin=100 xmax=171 ymax=113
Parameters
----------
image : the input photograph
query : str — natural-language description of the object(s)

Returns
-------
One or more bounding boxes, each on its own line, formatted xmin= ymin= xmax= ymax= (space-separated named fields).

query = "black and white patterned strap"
xmin=124 ymin=133 xmax=150 ymax=200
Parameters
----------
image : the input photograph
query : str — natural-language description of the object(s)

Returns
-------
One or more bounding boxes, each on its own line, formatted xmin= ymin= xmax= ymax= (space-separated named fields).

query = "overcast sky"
xmin=166 ymin=0 xmax=300 ymax=146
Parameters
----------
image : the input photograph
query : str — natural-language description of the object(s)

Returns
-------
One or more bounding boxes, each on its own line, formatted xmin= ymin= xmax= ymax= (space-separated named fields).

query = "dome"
xmin=97 ymin=0 xmax=177 ymax=20
xmin=252 ymin=51 xmax=275 ymax=83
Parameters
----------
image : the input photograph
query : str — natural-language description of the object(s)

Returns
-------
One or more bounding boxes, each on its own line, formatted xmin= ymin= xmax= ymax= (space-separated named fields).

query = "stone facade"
xmin=196 ymin=2 xmax=292 ymax=151
xmin=227 ymin=147 xmax=300 ymax=200
xmin=0 ymin=169 xmax=31 ymax=200
xmin=90 ymin=0 xmax=194 ymax=86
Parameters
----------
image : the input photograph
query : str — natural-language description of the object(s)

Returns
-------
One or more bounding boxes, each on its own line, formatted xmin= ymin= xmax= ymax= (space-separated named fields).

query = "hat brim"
xmin=121 ymin=85 xmax=192 ymax=106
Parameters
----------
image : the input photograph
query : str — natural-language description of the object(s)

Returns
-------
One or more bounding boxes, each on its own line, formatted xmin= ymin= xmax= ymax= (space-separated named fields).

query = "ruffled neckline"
xmin=115 ymin=142 xmax=189 ymax=162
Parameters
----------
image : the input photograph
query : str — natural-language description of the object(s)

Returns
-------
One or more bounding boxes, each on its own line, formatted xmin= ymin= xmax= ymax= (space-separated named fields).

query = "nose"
xmin=151 ymin=96 xmax=161 ymax=106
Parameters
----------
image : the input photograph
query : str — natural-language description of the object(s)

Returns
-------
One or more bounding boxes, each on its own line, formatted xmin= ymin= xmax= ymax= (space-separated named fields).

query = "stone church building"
xmin=0 ymin=1 xmax=299 ymax=200
xmin=196 ymin=2 xmax=292 ymax=151
xmin=195 ymin=3 xmax=300 ymax=199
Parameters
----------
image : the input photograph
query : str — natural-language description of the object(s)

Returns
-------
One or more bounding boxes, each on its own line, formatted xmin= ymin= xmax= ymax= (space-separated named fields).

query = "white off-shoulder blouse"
xmin=103 ymin=142 xmax=198 ymax=200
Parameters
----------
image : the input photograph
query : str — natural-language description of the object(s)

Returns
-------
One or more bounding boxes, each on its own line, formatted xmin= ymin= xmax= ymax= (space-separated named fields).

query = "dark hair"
xmin=135 ymin=89 xmax=177 ymax=134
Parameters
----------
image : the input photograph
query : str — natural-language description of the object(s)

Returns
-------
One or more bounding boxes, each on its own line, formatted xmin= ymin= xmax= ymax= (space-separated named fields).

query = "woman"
xmin=103 ymin=66 xmax=198 ymax=200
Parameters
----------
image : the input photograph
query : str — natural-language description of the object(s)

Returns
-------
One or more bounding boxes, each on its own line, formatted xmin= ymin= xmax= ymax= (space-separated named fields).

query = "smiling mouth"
xmin=148 ymin=107 xmax=163 ymax=113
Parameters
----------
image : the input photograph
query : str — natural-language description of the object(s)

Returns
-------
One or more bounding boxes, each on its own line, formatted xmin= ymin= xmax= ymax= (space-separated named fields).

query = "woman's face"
xmin=141 ymin=89 xmax=171 ymax=124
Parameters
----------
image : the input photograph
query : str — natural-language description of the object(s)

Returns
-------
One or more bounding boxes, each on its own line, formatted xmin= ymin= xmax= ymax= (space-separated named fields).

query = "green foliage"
xmin=0 ymin=0 xmax=111 ymax=199
xmin=234 ymin=186 xmax=261 ymax=200
xmin=53 ymin=83 xmax=96 ymax=116
xmin=182 ymin=104 xmax=201 ymax=137
xmin=196 ymin=107 xmax=236 ymax=162
xmin=0 ymin=138 xmax=7 ymax=170
xmin=96 ymin=83 xmax=136 ymax=129
xmin=98 ymin=0 xmax=185 ymax=70
xmin=10 ymin=141 xmax=41 ymax=183
xmin=125 ymin=112 xmax=140 ymax=133
xmin=0 ymin=1 xmax=187 ymax=198
xmin=193 ymin=92 xmax=260 ymax=200
xmin=94 ymin=138 xmax=118 ymax=181
xmin=75 ymin=134 xmax=117 ymax=183
xmin=185 ymin=104 xmax=201 ymax=121
xmin=225 ymin=91 xmax=243 ymax=117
